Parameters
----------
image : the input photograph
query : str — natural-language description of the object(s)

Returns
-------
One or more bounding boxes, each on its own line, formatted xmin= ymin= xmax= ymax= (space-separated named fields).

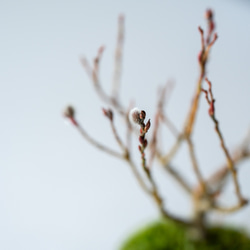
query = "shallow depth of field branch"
xmin=64 ymin=9 xmax=249 ymax=238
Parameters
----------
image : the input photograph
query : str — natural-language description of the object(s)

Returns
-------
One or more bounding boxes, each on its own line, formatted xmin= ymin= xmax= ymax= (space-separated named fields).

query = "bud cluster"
xmin=129 ymin=108 xmax=151 ymax=153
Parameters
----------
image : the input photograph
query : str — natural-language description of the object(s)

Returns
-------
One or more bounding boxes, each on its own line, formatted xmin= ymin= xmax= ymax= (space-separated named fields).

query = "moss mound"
xmin=120 ymin=219 xmax=250 ymax=250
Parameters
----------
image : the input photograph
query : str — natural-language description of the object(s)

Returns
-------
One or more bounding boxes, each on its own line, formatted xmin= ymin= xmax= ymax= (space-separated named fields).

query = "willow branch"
xmin=184 ymin=28 xmax=217 ymax=137
xmin=112 ymin=14 xmax=124 ymax=99
xmin=202 ymin=78 xmax=246 ymax=204
xmin=212 ymin=200 xmax=248 ymax=213
xmin=160 ymin=134 xmax=184 ymax=165
xmin=163 ymin=162 xmax=192 ymax=194
xmin=187 ymin=137 xmax=206 ymax=194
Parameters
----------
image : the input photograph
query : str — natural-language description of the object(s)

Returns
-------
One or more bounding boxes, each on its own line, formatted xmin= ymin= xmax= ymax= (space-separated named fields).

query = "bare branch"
xmin=186 ymin=137 xmax=207 ymax=194
xmin=112 ymin=14 xmax=125 ymax=99
xmin=163 ymin=163 xmax=193 ymax=194
xmin=76 ymin=120 xmax=124 ymax=159
xmin=202 ymin=78 xmax=246 ymax=203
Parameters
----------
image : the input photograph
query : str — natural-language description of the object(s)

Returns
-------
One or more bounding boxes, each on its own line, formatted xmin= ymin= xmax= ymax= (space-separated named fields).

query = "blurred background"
xmin=1 ymin=0 xmax=250 ymax=249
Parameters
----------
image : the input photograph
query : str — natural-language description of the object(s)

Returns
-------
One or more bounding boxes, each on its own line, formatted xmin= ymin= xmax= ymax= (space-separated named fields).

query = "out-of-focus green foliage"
xmin=120 ymin=219 xmax=250 ymax=250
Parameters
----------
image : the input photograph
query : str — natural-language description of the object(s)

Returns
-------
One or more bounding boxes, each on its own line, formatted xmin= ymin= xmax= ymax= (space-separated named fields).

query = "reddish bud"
xmin=139 ymin=135 xmax=144 ymax=145
xmin=209 ymin=101 xmax=215 ymax=116
xmin=139 ymin=136 xmax=148 ymax=148
xmin=145 ymin=119 xmax=151 ymax=132
xmin=102 ymin=108 xmax=113 ymax=121
xmin=205 ymin=9 xmax=213 ymax=20
xmin=198 ymin=51 xmax=204 ymax=64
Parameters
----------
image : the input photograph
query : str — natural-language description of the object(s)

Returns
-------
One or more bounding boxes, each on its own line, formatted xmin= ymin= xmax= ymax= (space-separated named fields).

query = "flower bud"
xmin=205 ymin=9 xmax=213 ymax=20
xmin=139 ymin=135 xmax=145 ymax=145
xmin=63 ymin=106 xmax=78 ymax=126
xmin=145 ymin=119 xmax=151 ymax=132
xmin=209 ymin=101 xmax=215 ymax=116
xmin=102 ymin=108 xmax=113 ymax=121
xmin=64 ymin=106 xmax=75 ymax=118
xmin=129 ymin=107 xmax=144 ymax=126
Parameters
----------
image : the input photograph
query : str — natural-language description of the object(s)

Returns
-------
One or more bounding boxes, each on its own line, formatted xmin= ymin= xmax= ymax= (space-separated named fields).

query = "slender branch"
xmin=184 ymin=27 xmax=217 ymax=137
xmin=211 ymin=117 xmax=245 ymax=202
xmin=206 ymin=139 xmax=250 ymax=194
xmin=212 ymin=200 xmax=248 ymax=213
xmin=134 ymin=109 xmax=193 ymax=226
xmin=183 ymin=27 xmax=206 ymax=137
xmin=202 ymin=78 xmax=246 ymax=203
xmin=186 ymin=137 xmax=206 ymax=194
xmin=160 ymin=134 xmax=184 ymax=165
xmin=149 ymin=111 xmax=160 ymax=168
xmin=125 ymin=157 xmax=152 ymax=195
xmin=76 ymin=121 xmax=124 ymax=159
xmin=160 ymin=115 xmax=179 ymax=138
xmin=112 ymin=14 xmax=124 ymax=99
xmin=157 ymin=82 xmax=179 ymax=137
xmin=162 ymin=162 xmax=193 ymax=194
xmin=103 ymin=108 xmax=127 ymax=152
xmin=81 ymin=49 xmax=125 ymax=115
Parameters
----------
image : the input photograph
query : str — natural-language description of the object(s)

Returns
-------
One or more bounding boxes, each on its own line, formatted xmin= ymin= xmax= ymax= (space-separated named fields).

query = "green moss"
xmin=120 ymin=219 xmax=250 ymax=250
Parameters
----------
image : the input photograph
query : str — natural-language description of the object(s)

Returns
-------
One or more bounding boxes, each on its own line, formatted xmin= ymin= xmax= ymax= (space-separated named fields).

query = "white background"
xmin=1 ymin=0 xmax=250 ymax=249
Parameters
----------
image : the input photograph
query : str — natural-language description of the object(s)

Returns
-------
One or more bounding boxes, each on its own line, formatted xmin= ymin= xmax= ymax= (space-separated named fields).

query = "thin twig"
xmin=81 ymin=49 xmax=125 ymax=115
xmin=163 ymin=162 xmax=193 ymax=194
xmin=206 ymin=144 xmax=250 ymax=194
xmin=212 ymin=200 xmax=248 ymax=213
xmin=112 ymin=14 xmax=124 ymax=99
xmin=186 ymin=137 xmax=206 ymax=194
xmin=160 ymin=134 xmax=184 ymax=165
xmin=125 ymin=158 xmax=152 ymax=195
xmin=184 ymin=28 xmax=217 ymax=137
xmin=183 ymin=27 xmax=206 ymax=136
xmin=202 ymin=78 xmax=246 ymax=203
xmin=75 ymin=120 xmax=124 ymax=159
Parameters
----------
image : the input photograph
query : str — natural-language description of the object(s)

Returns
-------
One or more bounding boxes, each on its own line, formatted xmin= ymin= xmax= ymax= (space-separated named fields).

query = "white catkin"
xmin=129 ymin=107 xmax=143 ymax=135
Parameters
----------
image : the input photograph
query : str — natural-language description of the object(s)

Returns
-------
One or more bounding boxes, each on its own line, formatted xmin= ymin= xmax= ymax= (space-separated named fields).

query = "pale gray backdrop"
xmin=1 ymin=0 xmax=250 ymax=249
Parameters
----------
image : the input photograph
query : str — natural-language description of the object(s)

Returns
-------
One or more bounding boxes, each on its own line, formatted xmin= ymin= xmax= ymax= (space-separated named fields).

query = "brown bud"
xmin=64 ymin=106 xmax=75 ymax=118
xmin=102 ymin=108 xmax=113 ymax=121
